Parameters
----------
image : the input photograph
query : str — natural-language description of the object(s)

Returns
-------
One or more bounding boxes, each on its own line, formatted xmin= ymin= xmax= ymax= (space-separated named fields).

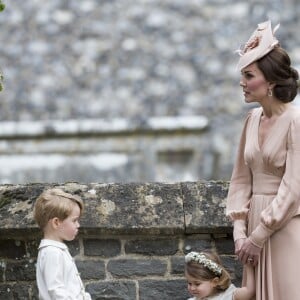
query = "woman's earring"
xmin=268 ymin=89 xmax=273 ymax=97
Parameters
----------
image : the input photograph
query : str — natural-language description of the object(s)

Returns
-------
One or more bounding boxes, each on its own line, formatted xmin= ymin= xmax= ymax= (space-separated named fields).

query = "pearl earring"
xmin=268 ymin=89 xmax=273 ymax=97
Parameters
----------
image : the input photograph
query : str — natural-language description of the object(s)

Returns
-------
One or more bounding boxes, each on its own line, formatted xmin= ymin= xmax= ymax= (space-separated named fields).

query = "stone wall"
xmin=1 ymin=1 xmax=300 ymax=184
xmin=0 ymin=116 xmax=216 ymax=184
xmin=0 ymin=181 xmax=241 ymax=300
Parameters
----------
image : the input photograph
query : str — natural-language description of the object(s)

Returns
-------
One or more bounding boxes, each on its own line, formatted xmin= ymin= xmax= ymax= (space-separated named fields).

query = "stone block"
xmin=86 ymin=281 xmax=136 ymax=300
xmin=214 ymin=235 xmax=235 ymax=254
xmin=0 ymin=264 xmax=4 ymax=283
xmin=80 ymin=182 xmax=185 ymax=235
xmin=182 ymin=181 xmax=231 ymax=233
xmin=65 ymin=239 xmax=80 ymax=256
xmin=0 ymin=182 xmax=186 ymax=235
xmin=108 ymin=259 xmax=167 ymax=278
xmin=183 ymin=236 xmax=213 ymax=253
xmin=5 ymin=260 xmax=36 ymax=281
xmin=139 ymin=279 xmax=190 ymax=299
xmin=0 ymin=239 xmax=26 ymax=259
xmin=76 ymin=260 xmax=105 ymax=280
xmin=25 ymin=240 xmax=39 ymax=259
xmin=125 ymin=238 xmax=179 ymax=256
xmin=0 ymin=283 xmax=31 ymax=299
xmin=83 ymin=238 xmax=121 ymax=257
xmin=220 ymin=255 xmax=243 ymax=286
xmin=170 ymin=256 xmax=185 ymax=275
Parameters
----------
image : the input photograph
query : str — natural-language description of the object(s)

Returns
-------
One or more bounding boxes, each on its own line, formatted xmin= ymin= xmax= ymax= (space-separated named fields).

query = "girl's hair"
xmin=34 ymin=188 xmax=84 ymax=229
xmin=257 ymin=46 xmax=299 ymax=103
xmin=185 ymin=251 xmax=231 ymax=292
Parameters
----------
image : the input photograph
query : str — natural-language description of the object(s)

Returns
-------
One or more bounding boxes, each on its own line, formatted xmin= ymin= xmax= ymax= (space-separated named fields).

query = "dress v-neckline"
xmin=255 ymin=107 xmax=290 ymax=151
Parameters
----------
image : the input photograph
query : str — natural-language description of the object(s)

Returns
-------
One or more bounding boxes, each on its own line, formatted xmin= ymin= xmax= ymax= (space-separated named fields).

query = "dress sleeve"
xmin=249 ymin=116 xmax=300 ymax=248
xmin=226 ymin=111 xmax=253 ymax=241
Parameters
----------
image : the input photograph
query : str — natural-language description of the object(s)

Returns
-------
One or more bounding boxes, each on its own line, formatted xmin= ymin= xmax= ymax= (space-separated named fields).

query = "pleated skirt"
xmin=243 ymin=194 xmax=300 ymax=300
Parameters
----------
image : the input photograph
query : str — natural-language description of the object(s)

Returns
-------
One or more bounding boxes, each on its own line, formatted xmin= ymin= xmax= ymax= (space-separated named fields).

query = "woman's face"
xmin=240 ymin=62 xmax=271 ymax=103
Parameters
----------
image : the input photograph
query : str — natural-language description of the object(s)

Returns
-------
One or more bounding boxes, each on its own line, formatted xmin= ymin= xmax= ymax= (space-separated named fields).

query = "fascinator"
xmin=236 ymin=20 xmax=280 ymax=70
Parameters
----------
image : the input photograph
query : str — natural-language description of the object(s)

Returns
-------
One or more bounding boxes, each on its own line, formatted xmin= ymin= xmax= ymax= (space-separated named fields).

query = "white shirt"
xmin=188 ymin=284 xmax=237 ymax=300
xmin=36 ymin=239 xmax=92 ymax=300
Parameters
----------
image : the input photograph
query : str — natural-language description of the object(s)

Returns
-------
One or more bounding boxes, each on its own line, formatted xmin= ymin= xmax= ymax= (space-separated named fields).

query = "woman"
xmin=226 ymin=20 xmax=300 ymax=300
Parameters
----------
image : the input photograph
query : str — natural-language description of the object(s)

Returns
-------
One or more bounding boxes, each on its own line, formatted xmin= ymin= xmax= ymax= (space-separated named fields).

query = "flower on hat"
xmin=243 ymin=36 xmax=261 ymax=54
xmin=236 ymin=20 xmax=280 ymax=71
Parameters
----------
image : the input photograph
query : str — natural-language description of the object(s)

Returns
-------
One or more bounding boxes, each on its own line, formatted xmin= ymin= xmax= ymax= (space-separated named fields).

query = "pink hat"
xmin=236 ymin=20 xmax=280 ymax=71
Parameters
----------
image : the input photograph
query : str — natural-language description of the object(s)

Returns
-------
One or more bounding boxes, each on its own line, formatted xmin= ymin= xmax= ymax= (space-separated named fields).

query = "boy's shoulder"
xmin=38 ymin=239 xmax=68 ymax=251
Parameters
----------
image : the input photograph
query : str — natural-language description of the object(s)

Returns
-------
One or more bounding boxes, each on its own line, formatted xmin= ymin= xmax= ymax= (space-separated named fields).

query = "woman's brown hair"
xmin=257 ymin=46 xmax=299 ymax=103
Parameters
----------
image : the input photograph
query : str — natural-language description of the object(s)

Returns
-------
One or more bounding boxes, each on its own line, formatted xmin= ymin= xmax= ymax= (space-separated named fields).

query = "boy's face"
xmin=56 ymin=204 xmax=81 ymax=242
xmin=186 ymin=273 xmax=217 ymax=299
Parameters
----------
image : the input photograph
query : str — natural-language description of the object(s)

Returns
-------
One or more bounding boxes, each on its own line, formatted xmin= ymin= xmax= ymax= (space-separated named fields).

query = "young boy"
xmin=34 ymin=188 xmax=92 ymax=300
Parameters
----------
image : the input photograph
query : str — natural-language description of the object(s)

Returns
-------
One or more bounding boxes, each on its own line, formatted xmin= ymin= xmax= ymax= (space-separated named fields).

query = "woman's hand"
xmin=234 ymin=238 xmax=246 ymax=256
xmin=237 ymin=238 xmax=261 ymax=266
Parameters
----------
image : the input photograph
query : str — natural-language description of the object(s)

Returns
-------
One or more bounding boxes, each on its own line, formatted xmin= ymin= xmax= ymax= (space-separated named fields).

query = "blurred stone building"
xmin=0 ymin=0 xmax=299 ymax=184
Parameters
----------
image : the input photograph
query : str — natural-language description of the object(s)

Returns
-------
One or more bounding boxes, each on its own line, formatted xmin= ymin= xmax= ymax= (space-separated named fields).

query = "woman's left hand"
xmin=238 ymin=238 xmax=261 ymax=266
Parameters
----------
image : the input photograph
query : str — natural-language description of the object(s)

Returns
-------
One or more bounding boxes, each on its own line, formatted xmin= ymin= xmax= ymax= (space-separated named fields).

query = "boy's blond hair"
xmin=34 ymin=188 xmax=84 ymax=230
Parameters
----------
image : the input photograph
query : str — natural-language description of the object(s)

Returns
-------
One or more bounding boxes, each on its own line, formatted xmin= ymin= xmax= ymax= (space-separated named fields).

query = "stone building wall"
xmin=1 ymin=1 xmax=300 ymax=183
xmin=0 ymin=181 xmax=241 ymax=300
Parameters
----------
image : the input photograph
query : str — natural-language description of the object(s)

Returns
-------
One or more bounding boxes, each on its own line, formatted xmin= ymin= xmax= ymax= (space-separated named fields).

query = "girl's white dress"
xmin=188 ymin=284 xmax=236 ymax=300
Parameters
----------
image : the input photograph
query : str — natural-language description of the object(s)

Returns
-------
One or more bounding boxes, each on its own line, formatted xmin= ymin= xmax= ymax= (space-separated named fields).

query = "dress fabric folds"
xmin=226 ymin=106 xmax=300 ymax=300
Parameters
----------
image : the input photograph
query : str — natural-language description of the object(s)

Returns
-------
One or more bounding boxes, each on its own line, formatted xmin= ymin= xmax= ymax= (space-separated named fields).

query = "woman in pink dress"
xmin=226 ymin=20 xmax=300 ymax=300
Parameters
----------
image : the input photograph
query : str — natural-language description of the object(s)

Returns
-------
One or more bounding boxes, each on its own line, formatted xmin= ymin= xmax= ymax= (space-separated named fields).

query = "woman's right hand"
xmin=234 ymin=238 xmax=246 ymax=256
xmin=238 ymin=237 xmax=261 ymax=266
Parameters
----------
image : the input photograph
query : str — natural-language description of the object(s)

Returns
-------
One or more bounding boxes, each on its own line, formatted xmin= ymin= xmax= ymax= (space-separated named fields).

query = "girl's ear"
xmin=211 ymin=277 xmax=220 ymax=287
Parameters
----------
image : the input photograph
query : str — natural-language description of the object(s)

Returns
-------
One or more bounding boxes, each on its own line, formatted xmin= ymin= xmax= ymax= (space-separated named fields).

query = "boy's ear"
xmin=50 ymin=217 xmax=61 ymax=229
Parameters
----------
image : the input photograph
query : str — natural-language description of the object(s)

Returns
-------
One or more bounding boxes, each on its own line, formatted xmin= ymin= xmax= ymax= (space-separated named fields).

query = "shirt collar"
xmin=39 ymin=239 xmax=68 ymax=250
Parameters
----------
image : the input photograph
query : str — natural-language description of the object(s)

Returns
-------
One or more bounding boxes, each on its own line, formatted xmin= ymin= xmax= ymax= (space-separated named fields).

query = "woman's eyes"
xmin=244 ymin=73 xmax=254 ymax=79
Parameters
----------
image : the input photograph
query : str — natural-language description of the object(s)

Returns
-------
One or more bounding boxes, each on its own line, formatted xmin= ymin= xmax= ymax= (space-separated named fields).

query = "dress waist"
xmin=252 ymin=172 xmax=281 ymax=195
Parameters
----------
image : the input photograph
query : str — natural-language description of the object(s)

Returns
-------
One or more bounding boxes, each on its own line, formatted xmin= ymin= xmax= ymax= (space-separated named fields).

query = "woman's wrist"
xmin=249 ymin=222 xmax=274 ymax=248
xmin=233 ymin=219 xmax=247 ymax=241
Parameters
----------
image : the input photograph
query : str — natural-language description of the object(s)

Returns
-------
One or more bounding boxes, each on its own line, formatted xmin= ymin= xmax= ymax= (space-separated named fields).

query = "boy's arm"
xmin=233 ymin=264 xmax=255 ymax=300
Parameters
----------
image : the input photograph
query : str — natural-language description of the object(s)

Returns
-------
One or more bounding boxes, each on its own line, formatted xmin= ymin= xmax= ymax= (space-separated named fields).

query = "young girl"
xmin=185 ymin=251 xmax=254 ymax=300
xmin=34 ymin=188 xmax=92 ymax=300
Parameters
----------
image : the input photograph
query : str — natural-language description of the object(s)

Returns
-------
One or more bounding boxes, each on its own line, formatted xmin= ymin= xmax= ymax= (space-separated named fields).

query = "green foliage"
xmin=0 ymin=0 xmax=5 ymax=12
xmin=0 ymin=73 xmax=3 ymax=92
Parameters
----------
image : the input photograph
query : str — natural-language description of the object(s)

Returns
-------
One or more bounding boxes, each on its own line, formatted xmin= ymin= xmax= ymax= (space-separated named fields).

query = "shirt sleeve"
xmin=226 ymin=111 xmax=253 ymax=241
xmin=84 ymin=292 xmax=92 ymax=300
xmin=41 ymin=248 xmax=74 ymax=300
xmin=249 ymin=116 xmax=300 ymax=247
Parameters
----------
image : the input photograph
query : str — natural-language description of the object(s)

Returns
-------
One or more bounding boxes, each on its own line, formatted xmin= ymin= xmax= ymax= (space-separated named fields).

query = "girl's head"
xmin=185 ymin=251 xmax=231 ymax=299
xmin=34 ymin=188 xmax=84 ymax=230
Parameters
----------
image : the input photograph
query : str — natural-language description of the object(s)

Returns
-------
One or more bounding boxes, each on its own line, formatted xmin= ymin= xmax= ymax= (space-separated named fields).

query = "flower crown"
xmin=185 ymin=251 xmax=222 ymax=276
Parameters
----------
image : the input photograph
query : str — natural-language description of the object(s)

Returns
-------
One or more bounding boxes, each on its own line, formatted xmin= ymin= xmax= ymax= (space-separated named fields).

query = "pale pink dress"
xmin=226 ymin=106 xmax=300 ymax=300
